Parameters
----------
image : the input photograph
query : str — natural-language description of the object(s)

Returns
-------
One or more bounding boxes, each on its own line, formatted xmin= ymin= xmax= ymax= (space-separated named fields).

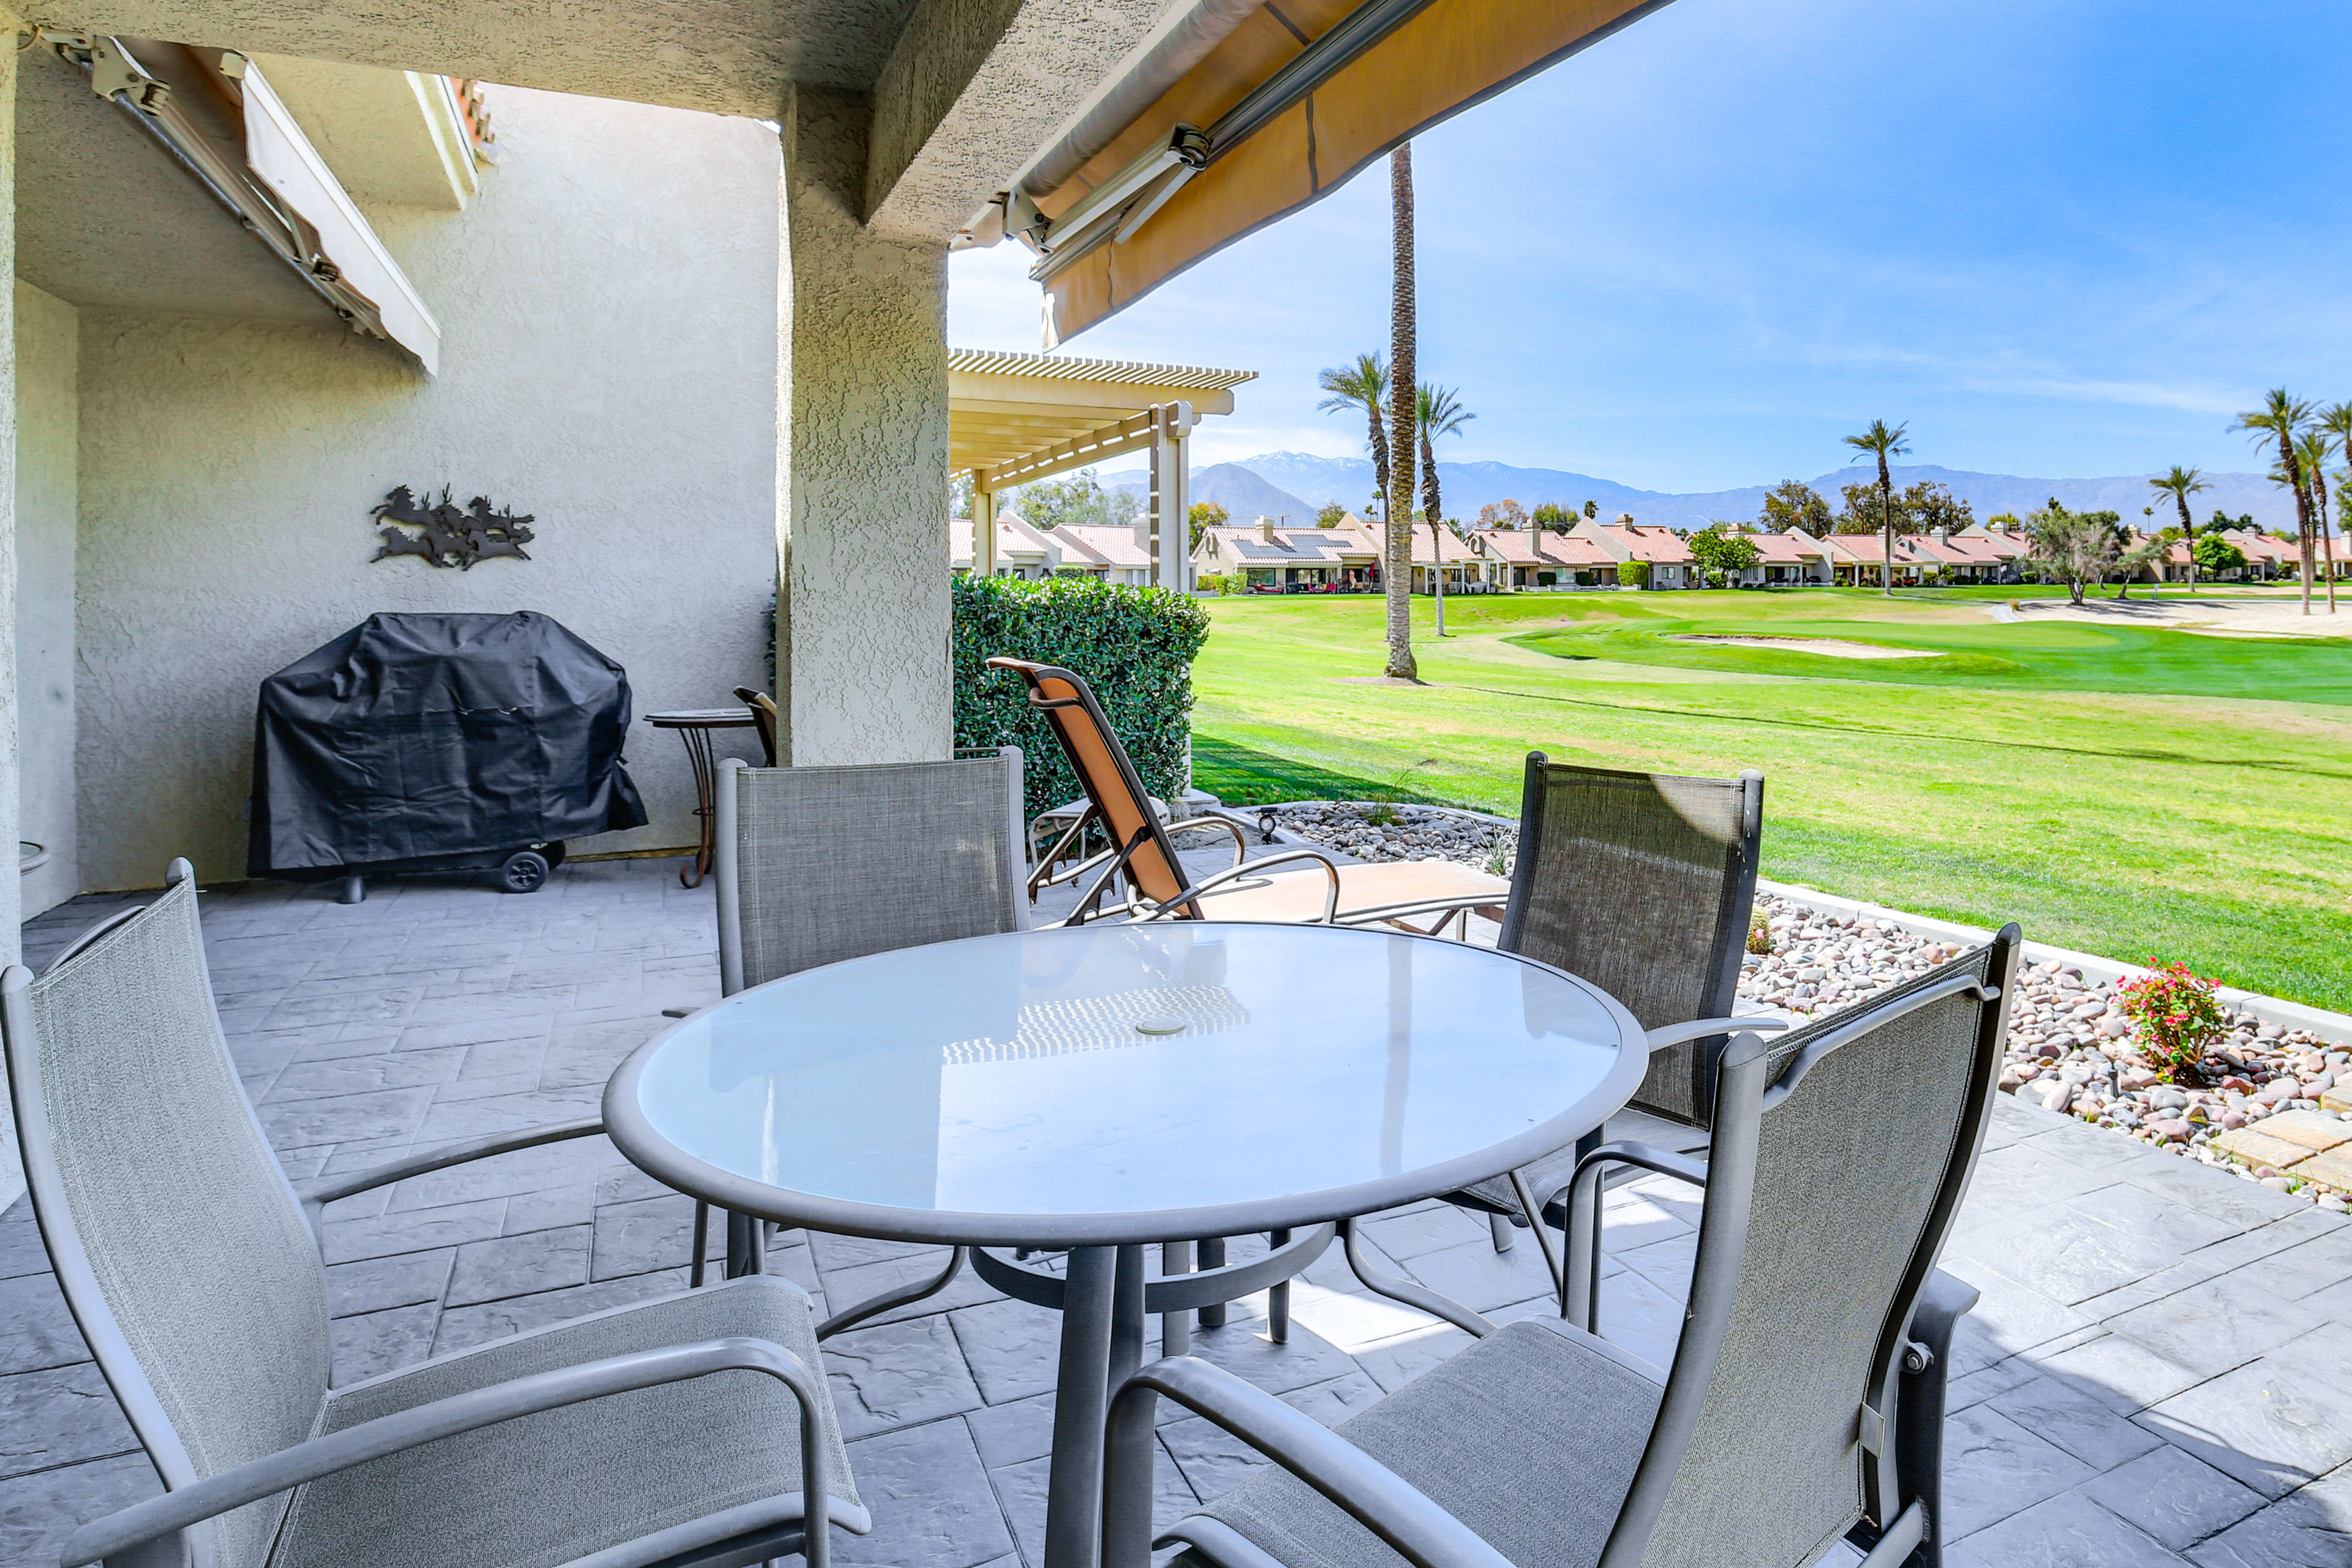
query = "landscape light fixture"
xmin=1257 ymin=807 xmax=1278 ymax=844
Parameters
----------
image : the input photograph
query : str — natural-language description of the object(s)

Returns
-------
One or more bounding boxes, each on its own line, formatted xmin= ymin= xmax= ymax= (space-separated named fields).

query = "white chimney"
xmin=1257 ymin=516 xmax=1276 ymax=543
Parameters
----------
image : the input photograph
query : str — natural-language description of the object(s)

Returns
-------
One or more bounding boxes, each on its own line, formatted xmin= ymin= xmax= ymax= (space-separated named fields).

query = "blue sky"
xmin=949 ymin=0 xmax=2352 ymax=492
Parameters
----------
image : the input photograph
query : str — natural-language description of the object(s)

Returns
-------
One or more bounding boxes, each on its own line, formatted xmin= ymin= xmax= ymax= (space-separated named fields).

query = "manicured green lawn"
xmin=1187 ymin=587 xmax=2352 ymax=1011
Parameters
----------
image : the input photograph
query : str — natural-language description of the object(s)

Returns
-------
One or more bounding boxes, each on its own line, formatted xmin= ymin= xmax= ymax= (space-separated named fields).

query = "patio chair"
xmin=986 ymin=658 xmax=1510 ymax=934
xmin=1439 ymin=756 xmax=1768 ymax=1264
xmin=2 ymin=862 xmax=864 ymax=1568
xmin=1104 ymin=929 xmax=2021 ymax=1568
xmin=732 ymin=685 xmax=780 ymax=766
xmin=690 ymin=748 xmax=1028 ymax=1323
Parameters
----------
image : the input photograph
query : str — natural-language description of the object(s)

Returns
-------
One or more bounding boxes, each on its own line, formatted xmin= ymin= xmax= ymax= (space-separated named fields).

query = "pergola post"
xmin=1149 ymin=401 xmax=1193 ymax=590
xmin=974 ymin=478 xmax=997 ymax=576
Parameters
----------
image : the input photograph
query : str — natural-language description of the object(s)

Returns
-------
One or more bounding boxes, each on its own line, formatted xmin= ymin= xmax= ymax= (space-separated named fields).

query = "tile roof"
xmin=1054 ymin=524 xmax=1153 ymax=569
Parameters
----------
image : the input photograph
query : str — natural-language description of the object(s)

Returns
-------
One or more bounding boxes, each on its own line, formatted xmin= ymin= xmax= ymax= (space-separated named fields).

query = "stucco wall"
xmin=74 ymin=86 xmax=781 ymax=891
xmin=15 ymin=281 xmax=76 ymax=917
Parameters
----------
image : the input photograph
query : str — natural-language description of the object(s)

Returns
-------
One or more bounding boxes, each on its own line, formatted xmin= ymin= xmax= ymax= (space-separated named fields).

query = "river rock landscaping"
xmin=1272 ymin=799 xmax=2352 ymax=1210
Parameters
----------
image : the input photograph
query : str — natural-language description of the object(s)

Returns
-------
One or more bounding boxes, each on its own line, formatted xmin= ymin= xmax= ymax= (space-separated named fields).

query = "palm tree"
xmin=1315 ymin=353 xmax=1389 ymax=507
xmin=2147 ymin=466 xmax=2209 ymax=587
xmin=1415 ymin=383 xmax=1474 ymax=636
xmin=2230 ymin=389 xmax=2315 ymax=613
xmin=1842 ymin=419 xmax=1910 ymax=595
xmin=2295 ymin=428 xmax=2339 ymax=614
xmin=1383 ymin=143 xmax=1419 ymax=679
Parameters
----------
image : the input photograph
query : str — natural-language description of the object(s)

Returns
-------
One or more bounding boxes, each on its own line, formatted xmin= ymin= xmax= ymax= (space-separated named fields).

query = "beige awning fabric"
xmin=949 ymin=348 xmax=1254 ymax=488
xmin=1030 ymin=0 xmax=1667 ymax=344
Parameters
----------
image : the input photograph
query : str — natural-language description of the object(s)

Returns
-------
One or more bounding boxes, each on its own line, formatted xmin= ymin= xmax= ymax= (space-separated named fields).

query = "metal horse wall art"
xmin=369 ymin=486 xmax=537 ymax=570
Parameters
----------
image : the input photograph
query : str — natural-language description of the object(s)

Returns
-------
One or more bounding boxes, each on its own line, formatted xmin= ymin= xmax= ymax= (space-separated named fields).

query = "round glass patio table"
xmin=604 ymin=920 xmax=1644 ymax=1568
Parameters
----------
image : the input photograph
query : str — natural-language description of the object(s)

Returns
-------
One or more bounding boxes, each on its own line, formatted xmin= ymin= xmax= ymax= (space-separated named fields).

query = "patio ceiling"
xmin=948 ymin=347 xmax=1254 ymax=491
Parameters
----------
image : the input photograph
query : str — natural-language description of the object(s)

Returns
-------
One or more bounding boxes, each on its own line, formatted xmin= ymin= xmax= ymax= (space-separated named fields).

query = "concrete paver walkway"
xmin=3 ymin=856 xmax=2348 ymax=1567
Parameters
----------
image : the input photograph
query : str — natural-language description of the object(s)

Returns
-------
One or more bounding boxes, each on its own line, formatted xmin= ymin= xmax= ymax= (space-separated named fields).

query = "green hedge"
xmin=952 ymin=575 xmax=1209 ymax=817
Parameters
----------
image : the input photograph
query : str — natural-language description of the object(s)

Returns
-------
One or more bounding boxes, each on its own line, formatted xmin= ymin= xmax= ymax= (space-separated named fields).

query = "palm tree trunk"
xmin=1384 ymin=144 xmax=1418 ymax=680
xmin=1877 ymin=454 xmax=1894 ymax=595
xmin=2278 ymin=431 xmax=2313 ymax=612
xmin=1422 ymin=431 xmax=1445 ymax=636
xmin=2315 ymin=468 xmax=2337 ymax=612
xmin=2176 ymin=494 xmax=2195 ymax=587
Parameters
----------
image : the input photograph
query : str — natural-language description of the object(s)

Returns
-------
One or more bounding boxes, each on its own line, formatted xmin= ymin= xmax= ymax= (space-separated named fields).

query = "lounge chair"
xmin=1105 ymin=929 xmax=2021 ymax=1568
xmin=2 ymin=862 xmax=863 ymax=1568
xmin=986 ymin=658 xmax=1509 ymax=932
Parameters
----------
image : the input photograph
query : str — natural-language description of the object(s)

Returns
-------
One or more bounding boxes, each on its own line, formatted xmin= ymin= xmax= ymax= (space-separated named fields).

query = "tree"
xmin=2230 ymin=388 xmax=2316 ymax=612
xmin=2147 ymin=466 xmax=2209 ymax=587
xmin=2193 ymin=535 xmax=2248 ymax=578
xmin=2026 ymin=500 xmax=2120 ymax=605
xmin=1903 ymin=481 xmax=1975 ymax=533
xmin=1382 ymin=143 xmax=1419 ymax=680
xmin=2296 ymin=427 xmax=2340 ymax=614
xmin=1581 ymin=499 xmax=1599 ymax=520
xmin=2114 ymin=532 xmax=2169 ymax=600
xmin=1842 ymin=419 xmax=1910 ymax=594
xmin=1759 ymin=480 xmax=1833 ymax=535
xmin=1528 ymin=502 xmax=1572 ymax=533
xmin=1187 ymin=500 xmax=1229 ymax=555
xmin=1316 ymin=353 xmax=1389 ymax=508
xmin=2207 ymin=509 xmax=2253 ymax=533
xmin=1414 ymin=383 xmax=1474 ymax=636
xmin=1689 ymin=526 xmax=1761 ymax=586
xmin=2321 ymin=404 xmax=2352 ymax=608
xmin=1315 ymin=500 xmax=1348 ymax=529
xmin=1014 ymin=467 xmax=1124 ymax=529
xmin=1479 ymin=498 xmax=1530 ymax=531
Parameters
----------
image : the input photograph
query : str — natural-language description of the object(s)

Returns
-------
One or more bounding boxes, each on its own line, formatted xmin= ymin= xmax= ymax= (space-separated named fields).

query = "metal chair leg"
xmin=1160 ymin=1239 xmax=1193 ymax=1357
xmin=690 ymin=1200 xmax=711 ymax=1287
xmin=1488 ymin=1210 xmax=1516 ymax=1254
xmin=1267 ymin=1229 xmax=1291 ymax=1344
xmin=1197 ymin=1237 xmax=1227 ymax=1329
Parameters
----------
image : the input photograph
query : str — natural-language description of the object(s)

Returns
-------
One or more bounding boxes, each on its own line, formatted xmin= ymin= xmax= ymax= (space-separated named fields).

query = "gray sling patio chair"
xmin=1103 ymin=927 xmax=2021 ymax=1568
xmin=688 ymin=749 xmax=1028 ymax=1323
xmin=2 ymin=862 xmax=864 ymax=1568
xmin=1430 ymin=756 xmax=1770 ymax=1268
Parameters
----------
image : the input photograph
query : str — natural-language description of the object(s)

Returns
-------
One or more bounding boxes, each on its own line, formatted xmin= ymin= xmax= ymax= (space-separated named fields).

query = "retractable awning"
xmin=982 ymin=0 xmax=1668 ymax=345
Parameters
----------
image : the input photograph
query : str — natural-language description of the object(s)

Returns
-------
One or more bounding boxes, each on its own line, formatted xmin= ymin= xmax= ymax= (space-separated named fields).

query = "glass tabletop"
xmin=608 ymin=921 xmax=1641 ymax=1244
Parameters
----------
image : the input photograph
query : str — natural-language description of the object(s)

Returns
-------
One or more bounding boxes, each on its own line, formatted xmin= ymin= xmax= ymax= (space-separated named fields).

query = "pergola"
xmin=949 ymin=349 xmax=1254 ymax=584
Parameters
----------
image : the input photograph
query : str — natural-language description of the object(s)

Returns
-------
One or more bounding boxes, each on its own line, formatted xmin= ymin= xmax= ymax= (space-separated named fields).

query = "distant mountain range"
xmin=1099 ymin=453 xmax=2298 ymax=533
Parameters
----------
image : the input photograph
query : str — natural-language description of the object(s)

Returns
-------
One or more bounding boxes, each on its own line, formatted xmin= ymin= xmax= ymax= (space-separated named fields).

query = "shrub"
xmin=952 ymin=574 xmax=1208 ymax=818
xmin=1616 ymin=560 xmax=1649 ymax=589
xmin=2116 ymin=961 xmax=2228 ymax=1083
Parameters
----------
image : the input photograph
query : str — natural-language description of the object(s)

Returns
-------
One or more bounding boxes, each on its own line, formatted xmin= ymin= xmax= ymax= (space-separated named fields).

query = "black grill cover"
xmin=248 ymin=612 xmax=648 ymax=876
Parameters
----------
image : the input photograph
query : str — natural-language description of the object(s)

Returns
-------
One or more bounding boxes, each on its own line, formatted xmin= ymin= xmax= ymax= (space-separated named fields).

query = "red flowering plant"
xmin=2115 ymin=962 xmax=2227 ymax=1083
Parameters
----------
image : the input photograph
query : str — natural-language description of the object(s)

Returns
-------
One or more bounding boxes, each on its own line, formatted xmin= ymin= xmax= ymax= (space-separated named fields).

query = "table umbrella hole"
xmin=1132 ymin=1016 xmax=1188 ymax=1035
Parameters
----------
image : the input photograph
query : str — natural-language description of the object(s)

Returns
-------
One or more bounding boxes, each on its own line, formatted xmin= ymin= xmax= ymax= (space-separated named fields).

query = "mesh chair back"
xmin=718 ymin=750 xmax=1028 ymax=992
xmin=1613 ymin=929 xmax=2016 ymax=1568
xmin=1497 ymin=756 xmax=1761 ymax=1125
xmin=984 ymin=659 xmax=1194 ymax=914
xmin=2 ymin=872 xmax=330 ymax=1568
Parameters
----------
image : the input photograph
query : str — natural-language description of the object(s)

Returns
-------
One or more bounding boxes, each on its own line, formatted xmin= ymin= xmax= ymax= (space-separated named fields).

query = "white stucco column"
xmin=1150 ymin=401 xmax=1192 ymax=590
xmin=775 ymin=86 xmax=952 ymax=765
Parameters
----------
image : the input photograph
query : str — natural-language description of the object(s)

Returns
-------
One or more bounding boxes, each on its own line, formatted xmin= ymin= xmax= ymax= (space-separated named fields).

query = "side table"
xmin=643 ymin=709 xmax=760 ymax=887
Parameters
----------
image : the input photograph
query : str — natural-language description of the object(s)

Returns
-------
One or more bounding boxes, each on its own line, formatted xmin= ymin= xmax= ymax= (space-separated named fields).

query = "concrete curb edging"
xmin=1757 ymin=877 xmax=2352 ymax=1047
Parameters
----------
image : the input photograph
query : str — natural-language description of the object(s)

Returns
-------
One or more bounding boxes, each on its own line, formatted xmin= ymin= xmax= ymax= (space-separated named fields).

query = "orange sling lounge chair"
xmin=987 ymin=658 xmax=1510 ymax=932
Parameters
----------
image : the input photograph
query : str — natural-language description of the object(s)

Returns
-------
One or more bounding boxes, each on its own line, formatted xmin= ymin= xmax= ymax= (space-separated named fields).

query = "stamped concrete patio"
xmin=5 ymin=854 xmax=2351 ymax=1567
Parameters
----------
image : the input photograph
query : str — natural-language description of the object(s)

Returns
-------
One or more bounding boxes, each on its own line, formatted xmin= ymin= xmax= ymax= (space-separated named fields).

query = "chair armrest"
xmin=1145 ymin=847 xmax=1343 ymax=922
xmin=1102 ymin=1355 xmax=1513 ymax=1568
xmin=62 ymin=1336 xmax=858 ymax=1568
xmin=1642 ymin=1016 xmax=1789 ymax=1052
xmin=292 ymin=1116 xmax=605 ymax=1230
xmin=1557 ymin=1142 xmax=1711 ymax=1332
xmin=1166 ymin=813 xmax=1251 ymax=867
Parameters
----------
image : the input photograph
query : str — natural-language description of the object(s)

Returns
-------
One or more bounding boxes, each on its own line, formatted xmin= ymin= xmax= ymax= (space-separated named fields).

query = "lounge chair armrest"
xmin=293 ymin=1116 xmax=606 ymax=1225
xmin=1144 ymin=848 xmax=1344 ymax=922
xmin=62 ymin=1336 xmax=858 ymax=1568
xmin=1557 ymin=1141 xmax=1710 ymax=1329
xmin=1641 ymin=1016 xmax=1789 ymax=1052
xmin=1570 ymin=1139 xmax=1710 ymax=1196
xmin=1103 ymin=1356 xmax=1513 ymax=1568
xmin=1165 ymin=813 xmax=1250 ymax=866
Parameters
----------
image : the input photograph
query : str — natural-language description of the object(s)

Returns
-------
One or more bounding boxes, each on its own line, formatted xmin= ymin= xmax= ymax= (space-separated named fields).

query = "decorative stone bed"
xmin=1261 ymin=797 xmax=2352 ymax=1212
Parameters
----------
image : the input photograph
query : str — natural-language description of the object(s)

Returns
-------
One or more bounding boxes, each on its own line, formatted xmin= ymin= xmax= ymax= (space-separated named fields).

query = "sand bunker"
xmin=1673 ymin=635 xmax=1939 ymax=660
